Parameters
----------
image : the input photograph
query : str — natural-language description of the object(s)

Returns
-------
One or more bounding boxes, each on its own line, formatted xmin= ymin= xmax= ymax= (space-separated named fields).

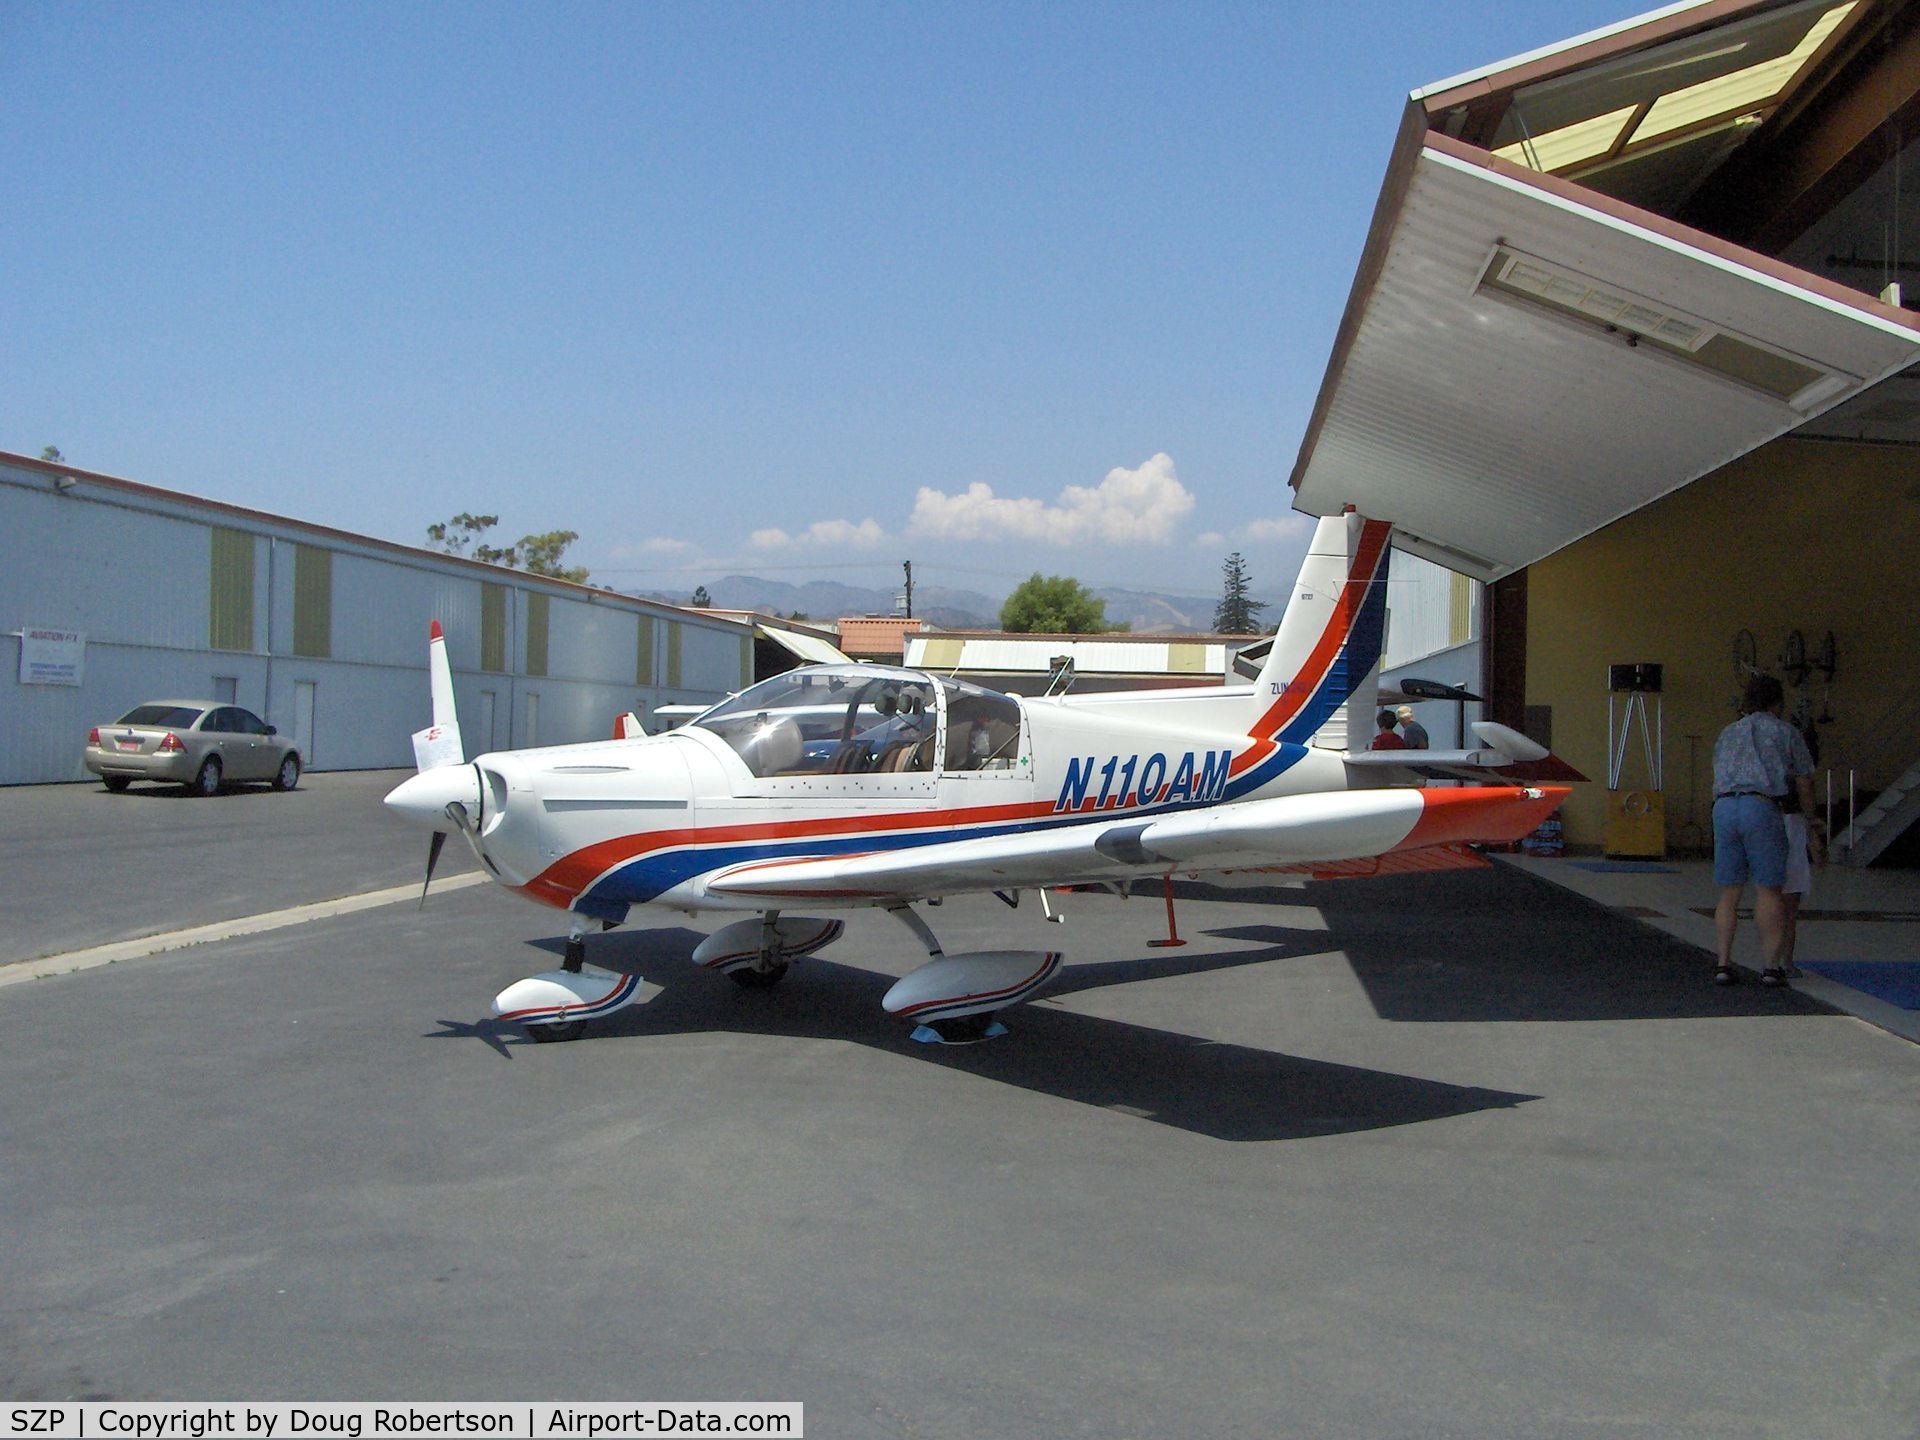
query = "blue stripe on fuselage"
xmin=1271 ymin=562 xmax=1388 ymax=750
xmin=1223 ymin=739 xmax=1311 ymax=802
xmin=573 ymin=783 xmax=1274 ymax=912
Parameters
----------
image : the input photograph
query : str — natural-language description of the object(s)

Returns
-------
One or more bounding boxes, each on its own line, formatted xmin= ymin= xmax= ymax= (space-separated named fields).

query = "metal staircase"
xmin=1834 ymin=758 xmax=1920 ymax=867
xmin=1829 ymin=676 xmax=1920 ymax=868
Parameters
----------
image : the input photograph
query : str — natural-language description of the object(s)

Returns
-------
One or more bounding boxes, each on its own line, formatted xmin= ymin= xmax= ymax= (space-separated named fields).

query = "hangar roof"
xmin=1291 ymin=0 xmax=1920 ymax=580
xmin=1 ymin=448 xmax=732 ymax=631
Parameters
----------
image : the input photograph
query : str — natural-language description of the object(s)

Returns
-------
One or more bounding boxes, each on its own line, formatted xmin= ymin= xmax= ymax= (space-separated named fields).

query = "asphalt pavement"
xmin=1 ymin=771 xmax=473 ymax=965
xmin=2 ymin=777 xmax=1918 ymax=1438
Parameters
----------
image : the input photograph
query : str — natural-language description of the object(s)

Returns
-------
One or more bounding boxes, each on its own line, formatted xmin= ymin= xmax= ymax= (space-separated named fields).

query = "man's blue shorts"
xmin=1713 ymin=793 xmax=1788 ymax=888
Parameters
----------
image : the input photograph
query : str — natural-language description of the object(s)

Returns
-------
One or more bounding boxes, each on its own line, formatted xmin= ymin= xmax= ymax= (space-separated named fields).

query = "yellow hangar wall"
xmin=1524 ymin=437 xmax=1920 ymax=853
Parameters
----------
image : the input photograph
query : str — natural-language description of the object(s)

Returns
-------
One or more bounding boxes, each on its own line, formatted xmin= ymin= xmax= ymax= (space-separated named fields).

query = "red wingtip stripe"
xmin=430 ymin=620 xmax=444 ymax=641
xmin=1393 ymin=786 xmax=1570 ymax=852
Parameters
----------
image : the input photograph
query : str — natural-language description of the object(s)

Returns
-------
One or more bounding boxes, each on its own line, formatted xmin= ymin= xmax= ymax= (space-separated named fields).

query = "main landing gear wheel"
xmin=728 ymin=961 xmax=789 ymax=990
xmin=921 ymin=1013 xmax=999 ymax=1044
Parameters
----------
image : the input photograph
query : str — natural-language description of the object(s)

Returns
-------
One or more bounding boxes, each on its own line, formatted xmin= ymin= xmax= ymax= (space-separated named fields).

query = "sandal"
xmin=1713 ymin=965 xmax=1738 ymax=986
xmin=1760 ymin=968 xmax=1788 ymax=988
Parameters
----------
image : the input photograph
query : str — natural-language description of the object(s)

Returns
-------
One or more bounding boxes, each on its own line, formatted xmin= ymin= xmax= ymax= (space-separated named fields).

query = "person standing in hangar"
xmin=1711 ymin=674 xmax=1821 ymax=988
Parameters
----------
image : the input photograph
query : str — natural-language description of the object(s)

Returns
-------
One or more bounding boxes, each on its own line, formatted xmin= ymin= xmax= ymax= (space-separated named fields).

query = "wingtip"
xmin=430 ymin=619 xmax=444 ymax=642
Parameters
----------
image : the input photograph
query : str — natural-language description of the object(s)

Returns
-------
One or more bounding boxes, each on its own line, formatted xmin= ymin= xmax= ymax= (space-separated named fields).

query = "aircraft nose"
xmin=384 ymin=763 xmax=483 ymax=832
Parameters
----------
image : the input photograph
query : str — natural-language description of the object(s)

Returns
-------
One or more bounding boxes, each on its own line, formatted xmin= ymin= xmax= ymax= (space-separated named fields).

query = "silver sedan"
xmin=84 ymin=701 xmax=302 ymax=796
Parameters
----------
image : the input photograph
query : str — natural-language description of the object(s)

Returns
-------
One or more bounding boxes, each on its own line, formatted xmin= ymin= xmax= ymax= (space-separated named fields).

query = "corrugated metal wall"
xmin=0 ymin=460 xmax=743 ymax=784
xmin=1384 ymin=550 xmax=1481 ymax=669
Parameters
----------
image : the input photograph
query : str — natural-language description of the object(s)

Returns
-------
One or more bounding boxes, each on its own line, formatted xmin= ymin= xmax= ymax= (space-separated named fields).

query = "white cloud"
xmin=610 ymin=535 xmax=697 ymax=560
xmin=1194 ymin=530 xmax=1226 ymax=548
xmin=1243 ymin=514 xmax=1311 ymax=542
xmin=749 ymin=517 xmax=886 ymax=551
xmin=909 ymin=453 xmax=1196 ymax=546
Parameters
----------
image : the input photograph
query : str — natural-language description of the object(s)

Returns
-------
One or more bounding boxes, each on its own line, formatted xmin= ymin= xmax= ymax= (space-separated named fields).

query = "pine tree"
xmin=1214 ymin=552 xmax=1266 ymax=633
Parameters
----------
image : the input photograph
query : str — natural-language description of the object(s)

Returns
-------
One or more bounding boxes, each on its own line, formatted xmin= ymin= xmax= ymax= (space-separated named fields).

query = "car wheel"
xmin=191 ymin=756 xmax=223 ymax=797
xmin=102 ymin=776 xmax=132 ymax=793
xmin=273 ymin=753 xmax=301 ymax=791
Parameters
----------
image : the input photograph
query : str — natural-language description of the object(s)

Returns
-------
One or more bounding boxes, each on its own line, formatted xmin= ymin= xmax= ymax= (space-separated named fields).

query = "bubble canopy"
xmin=690 ymin=664 xmax=1023 ymax=778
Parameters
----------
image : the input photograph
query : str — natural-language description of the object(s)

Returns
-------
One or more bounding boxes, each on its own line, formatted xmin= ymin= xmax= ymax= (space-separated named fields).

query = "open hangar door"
xmin=1290 ymin=0 xmax=1920 ymax=852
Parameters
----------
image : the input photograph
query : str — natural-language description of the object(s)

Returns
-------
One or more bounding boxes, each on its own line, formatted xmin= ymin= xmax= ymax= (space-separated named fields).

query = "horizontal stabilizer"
xmin=1471 ymin=720 xmax=1546 ymax=762
xmin=1344 ymin=718 xmax=1586 ymax=783
xmin=1345 ymin=751 xmax=1587 ymax=784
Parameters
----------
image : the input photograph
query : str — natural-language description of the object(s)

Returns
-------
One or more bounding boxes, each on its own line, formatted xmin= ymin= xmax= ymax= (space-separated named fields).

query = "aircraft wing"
xmin=703 ymin=785 xmax=1567 ymax=902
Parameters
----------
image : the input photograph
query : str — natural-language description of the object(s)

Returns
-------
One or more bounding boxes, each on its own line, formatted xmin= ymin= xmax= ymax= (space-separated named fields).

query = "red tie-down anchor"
xmin=1148 ymin=872 xmax=1187 ymax=949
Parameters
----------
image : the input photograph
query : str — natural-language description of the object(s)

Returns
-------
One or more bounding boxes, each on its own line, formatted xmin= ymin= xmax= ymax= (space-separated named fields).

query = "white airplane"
xmin=386 ymin=510 xmax=1577 ymax=1043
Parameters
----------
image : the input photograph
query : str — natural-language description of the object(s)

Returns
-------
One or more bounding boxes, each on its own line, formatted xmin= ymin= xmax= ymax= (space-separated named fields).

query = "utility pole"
xmin=901 ymin=560 xmax=914 ymax=620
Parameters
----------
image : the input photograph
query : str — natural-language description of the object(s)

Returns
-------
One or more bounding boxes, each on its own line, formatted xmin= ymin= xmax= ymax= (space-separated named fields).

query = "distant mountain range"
xmin=630 ymin=576 xmax=1279 ymax=635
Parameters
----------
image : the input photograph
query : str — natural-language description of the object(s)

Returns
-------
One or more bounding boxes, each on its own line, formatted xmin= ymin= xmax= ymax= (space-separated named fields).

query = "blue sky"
xmin=3 ymin=1 xmax=1636 ymax=605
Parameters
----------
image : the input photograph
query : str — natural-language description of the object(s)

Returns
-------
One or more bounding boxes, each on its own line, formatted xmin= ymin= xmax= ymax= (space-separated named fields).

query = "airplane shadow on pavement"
xmin=1300 ymin=865 xmax=1834 ymax=1024
xmin=429 ymin=918 xmax=1538 ymax=1144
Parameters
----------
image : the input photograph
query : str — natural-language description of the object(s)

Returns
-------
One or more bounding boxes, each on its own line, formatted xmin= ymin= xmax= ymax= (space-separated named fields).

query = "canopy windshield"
xmin=691 ymin=665 xmax=1023 ymax=778
xmin=693 ymin=666 xmax=939 ymax=778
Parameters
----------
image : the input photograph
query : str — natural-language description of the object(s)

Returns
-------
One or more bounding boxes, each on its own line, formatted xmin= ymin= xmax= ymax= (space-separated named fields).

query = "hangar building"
xmin=1294 ymin=0 xmax=1920 ymax=857
xmin=0 ymin=450 xmax=751 ymax=785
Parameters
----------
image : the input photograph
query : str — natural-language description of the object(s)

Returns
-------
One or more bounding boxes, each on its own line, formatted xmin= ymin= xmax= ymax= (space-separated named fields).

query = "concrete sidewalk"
xmin=1500 ymin=851 xmax=1920 ymax=1043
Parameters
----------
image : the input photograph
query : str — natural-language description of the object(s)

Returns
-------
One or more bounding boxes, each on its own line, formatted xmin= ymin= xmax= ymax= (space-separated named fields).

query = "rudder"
xmin=1246 ymin=510 xmax=1392 ymax=752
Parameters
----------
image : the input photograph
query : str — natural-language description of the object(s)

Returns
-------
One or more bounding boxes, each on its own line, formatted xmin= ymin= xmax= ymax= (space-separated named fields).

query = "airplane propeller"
xmin=421 ymin=830 xmax=447 ymax=909
xmin=398 ymin=619 xmax=472 ymax=907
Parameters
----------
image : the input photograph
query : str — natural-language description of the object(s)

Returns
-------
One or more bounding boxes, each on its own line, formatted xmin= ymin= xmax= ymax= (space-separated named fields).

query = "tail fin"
xmin=1246 ymin=511 xmax=1391 ymax=752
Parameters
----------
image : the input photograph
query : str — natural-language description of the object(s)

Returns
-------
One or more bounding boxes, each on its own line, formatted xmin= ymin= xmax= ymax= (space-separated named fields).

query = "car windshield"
xmin=118 ymin=704 xmax=205 ymax=728
xmin=693 ymin=666 xmax=939 ymax=778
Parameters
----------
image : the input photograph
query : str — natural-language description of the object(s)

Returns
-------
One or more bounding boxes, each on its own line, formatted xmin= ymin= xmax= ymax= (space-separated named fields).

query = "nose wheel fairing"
xmin=491 ymin=966 xmax=647 ymax=1035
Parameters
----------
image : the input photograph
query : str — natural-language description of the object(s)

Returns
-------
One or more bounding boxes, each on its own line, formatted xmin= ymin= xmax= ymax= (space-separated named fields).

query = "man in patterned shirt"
xmin=1712 ymin=674 xmax=1821 ymax=987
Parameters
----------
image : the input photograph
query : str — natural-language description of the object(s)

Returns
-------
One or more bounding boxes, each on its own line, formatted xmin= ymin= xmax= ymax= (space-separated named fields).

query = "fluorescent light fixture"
xmin=1477 ymin=245 xmax=1858 ymax=411
xmin=1488 ymin=249 xmax=1714 ymax=351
